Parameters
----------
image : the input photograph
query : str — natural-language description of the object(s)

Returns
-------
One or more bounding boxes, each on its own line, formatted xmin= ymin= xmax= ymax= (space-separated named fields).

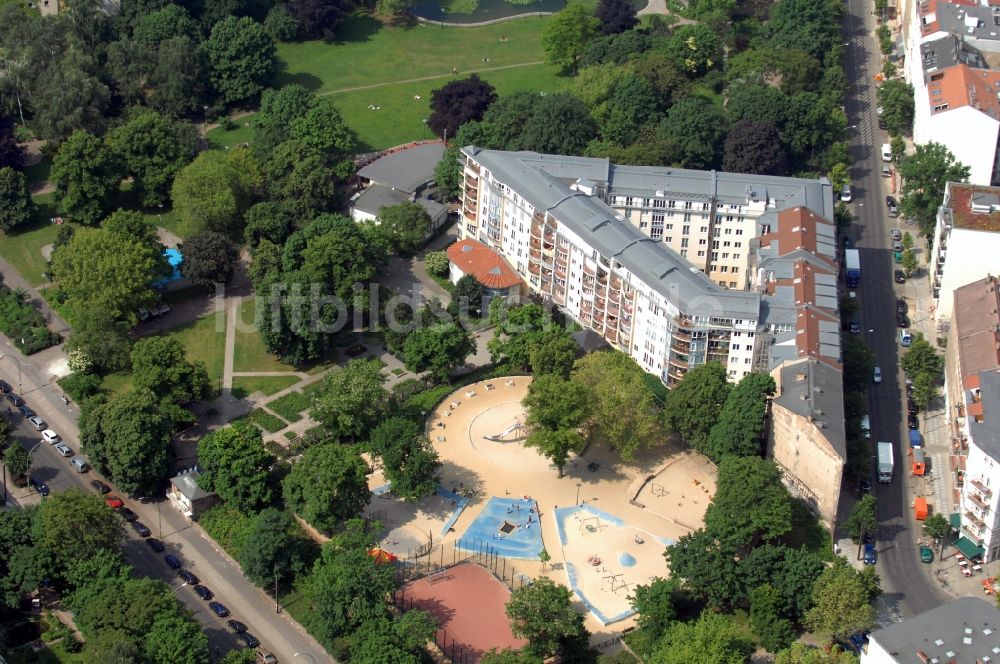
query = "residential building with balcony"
xmin=458 ymin=146 xmax=763 ymax=384
xmin=958 ymin=369 xmax=1000 ymax=561
xmin=930 ymin=182 xmax=1000 ymax=322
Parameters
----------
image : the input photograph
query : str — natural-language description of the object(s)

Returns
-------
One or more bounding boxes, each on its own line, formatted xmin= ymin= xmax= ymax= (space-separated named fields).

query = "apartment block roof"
xmin=926 ymin=63 xmax=1000 ymax=119
xmin=757 ymin=207 xmax=838 ymax=267
xmin=870 ymin=597 xmax=1000 ymax=663
xmin=772 ymin=358 xmax=846 ymax=461
xmin=943 ymin=181 xmax=1000 ymax=231
xmin=352 ymin=184 xmax=447 ymax=221
xmin=936 ymin=0 xmax=1000 ymax=43
xmin=487 ymin=149 xmax=835 ymax=222
xmin=920 ymin=34 xmax=986 ymax=72
xmin=969 ymin=369 xmax=1000 ymax=461
xmin=954 ymin=275 xmax=1000 ymax=379
xmin=357 ymin=141 xmax=445 ymax=194
xmin=446 ymin=239 xmax=522 ymax=290
xmin=463 ymin=146 xmax=762 ymax=319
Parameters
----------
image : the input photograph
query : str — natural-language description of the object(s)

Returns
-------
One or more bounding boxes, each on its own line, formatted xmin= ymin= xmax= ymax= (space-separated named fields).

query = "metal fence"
xmin=394 ymin=536 xmax=532 ymax=593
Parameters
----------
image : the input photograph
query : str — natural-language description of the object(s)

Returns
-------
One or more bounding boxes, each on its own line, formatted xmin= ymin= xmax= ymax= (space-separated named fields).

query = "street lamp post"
xmin=0 ymin=354 xmax=22 ymax=392
xmin=575 ymin=483 xmax=581 ymax=506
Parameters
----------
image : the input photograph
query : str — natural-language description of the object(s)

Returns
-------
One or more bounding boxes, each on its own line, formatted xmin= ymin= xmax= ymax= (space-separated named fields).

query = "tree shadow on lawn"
xmin=330 ymin=13 xmax=383 ymax=44
xmin=270 ymin=66 xmax=325 ymax=92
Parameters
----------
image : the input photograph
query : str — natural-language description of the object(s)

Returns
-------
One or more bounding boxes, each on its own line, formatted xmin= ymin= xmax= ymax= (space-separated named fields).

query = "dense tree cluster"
xmin=899 ymin=142 xmax=970 ymax=237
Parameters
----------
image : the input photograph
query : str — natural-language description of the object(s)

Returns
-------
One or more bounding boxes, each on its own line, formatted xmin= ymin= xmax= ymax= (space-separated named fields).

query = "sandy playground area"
xmin=370 ymin=376 xmax=718 ymax=633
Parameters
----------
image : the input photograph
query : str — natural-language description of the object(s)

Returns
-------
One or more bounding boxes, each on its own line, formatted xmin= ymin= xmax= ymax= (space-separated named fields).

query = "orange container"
xmin=914 ymin=496 xmax=928 ymax=520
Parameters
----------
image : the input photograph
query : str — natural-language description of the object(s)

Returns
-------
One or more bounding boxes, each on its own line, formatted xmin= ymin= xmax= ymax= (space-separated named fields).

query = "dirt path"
xmin=319 ymin=60 xmax=545 ymax=96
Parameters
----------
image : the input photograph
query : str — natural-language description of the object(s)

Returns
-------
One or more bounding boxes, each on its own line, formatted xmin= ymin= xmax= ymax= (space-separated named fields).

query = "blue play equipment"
xmin=458 ymin=497 xmax=542 ymax=559
xmin=153 ymin=248 xmax=183 ymax=288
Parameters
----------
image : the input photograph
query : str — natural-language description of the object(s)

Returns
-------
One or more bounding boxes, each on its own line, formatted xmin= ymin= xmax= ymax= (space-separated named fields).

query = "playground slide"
xmin=485 ymin=422 xmax=520 ymax=442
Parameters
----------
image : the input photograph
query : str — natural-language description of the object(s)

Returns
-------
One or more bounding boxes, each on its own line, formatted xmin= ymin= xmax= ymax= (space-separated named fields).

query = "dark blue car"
xmin=208 ymin=602 xmax=230 ymax=617
xmin=863 ymin=543 xmax=877 ymax=565
xmin=29 ymin=476 xmax=49 ymax=497
xmin=164 ymin=554 xmax=182 ymax=569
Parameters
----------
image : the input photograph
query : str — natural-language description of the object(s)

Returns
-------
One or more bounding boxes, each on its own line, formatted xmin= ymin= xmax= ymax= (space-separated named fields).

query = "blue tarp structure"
xmin=153 ymin=248 xmax=183 ymax=288
xmin=909 ymin=430 xmax=922 ymax=447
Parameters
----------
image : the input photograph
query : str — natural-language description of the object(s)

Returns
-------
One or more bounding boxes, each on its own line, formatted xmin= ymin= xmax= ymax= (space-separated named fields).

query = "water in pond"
xmin=411 ymin=0 xmax=645 ymax=24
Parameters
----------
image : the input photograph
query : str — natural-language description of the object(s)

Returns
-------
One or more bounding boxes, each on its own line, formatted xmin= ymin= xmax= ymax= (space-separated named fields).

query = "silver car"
xmin=890 ymin=228 xmax=902 ymax=241
xmin=54 ymin=442 xmax=72 ymax=457
xmin=27 ymin=416 xmax=46 ymax=431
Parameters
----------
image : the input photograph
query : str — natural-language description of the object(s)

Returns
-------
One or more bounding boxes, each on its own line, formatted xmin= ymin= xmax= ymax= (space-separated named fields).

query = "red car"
xmin=105 ymin=495 xmax=124 ymax=509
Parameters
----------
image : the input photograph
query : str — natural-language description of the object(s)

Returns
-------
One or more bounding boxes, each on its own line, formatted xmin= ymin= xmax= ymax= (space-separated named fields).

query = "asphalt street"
xmin=841 ymin=0 xmax=948 ymax=619
xmin=0 ymin=335 xmax=333 ymax=664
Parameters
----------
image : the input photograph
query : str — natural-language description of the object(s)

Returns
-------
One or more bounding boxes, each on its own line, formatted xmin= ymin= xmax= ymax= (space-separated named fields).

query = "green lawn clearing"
xmin=275 ymin=14 xmax=551 ymax=95
xmin=232 ymin=374 xmax=302 ymax=399
xmin=0 ymin=193 xmax=62 ymax=287
xmin=141 ymin=206 xmax=186 ymax=241
xmin=267 ymin=381 xmax=324 ymax=422
xmin=233 ymin=298 xmax=298 ymax=373
xmin=331 ymin=62 xmax=569 ymax=150
xmin=206 ymin=114 xmax=259 ymax=150
xmin=243 ymin=407 xmax=287 ymax=433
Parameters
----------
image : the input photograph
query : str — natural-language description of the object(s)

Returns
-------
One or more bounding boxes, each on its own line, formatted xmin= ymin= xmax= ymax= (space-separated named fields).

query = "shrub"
xmin=424 ymin=251 xmax=450 ymax=278
xmin=267 ymin=390 xmax=310 ymax=422
xmin=243 ymin=408 xmax=286 ymax=433
xmin=59 ymin=373 xmax=103 ymax=402
xmin=0 ymin=280 xmax=61 ymax=354
xmin=198 ymin=505 xmax=255 ymax=558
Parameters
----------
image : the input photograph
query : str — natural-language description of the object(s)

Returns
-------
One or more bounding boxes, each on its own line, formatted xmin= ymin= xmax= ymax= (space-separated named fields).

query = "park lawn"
xmin=233 ymin=298 xmax=298 ymax=373
xmin=0 ymin=193 xmax=62 ymax=287
xmin=141 ymin=207 xmax=186 ymax=240
xmin=232 ymin=374 xmax=302 ymax=398
xmin=24 ymin=154 xmax=52 ymax=191
xmin=206 ymin=114 xmax=258 ymax=150
xmin=274 ymin=13 xmax=551 ymax=95
xmin=332 ymin=62 xmax=571 ymax=150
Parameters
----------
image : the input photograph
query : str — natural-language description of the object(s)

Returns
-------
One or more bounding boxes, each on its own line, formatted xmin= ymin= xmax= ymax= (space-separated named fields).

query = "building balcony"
xmin=530 ymin=224 xmax=543 ymax=240
xmin=609 ymin=275 xmax=623 ymax=291
xmin=581 ymin=288 xmax=594 ymax=301
xmin=529 ymin=249 xmax=542 ymax=262
xmin=965 ymin=510 xmax=987 ymax=530
xmin=555 ymin=265 xmax=567 ymax=279
xmin=672 ymin=328 xmax=692 ymax=340
xmin=591 ymin=321 xmax=604 ymax=334
xmin=543 ymin=230 xmax=556 ymax=244
xmin=595 ymin=285 xmax=607 ymax=298
xmin=668 ymin=367 xmax=687 ymax=383
xmin=556 ymin=251 xmax=569 ymax=263
xmin=542 ymin=242 xmax=555 ymax=256
xmin=593 ymin=312 xmax=605 ymax=325
xmin=595 ymin=297 xmax=607 ymax=310
xmin=605 ymin=328 xmax=618 ymax=343
xmin=622 ymin=301 xmax=634 ymax=314
xmin=607 ymin=302 xmax=620 ymax=316
xmin=970 ymin=479 xmax=992 ymax=497
xmin=579 ymin=311 xmax=592 ymax=324
xmin=530 ymin=238 xmax=541 ymax=250
xmin=467 ymin=162 xmax=480 ymax=175
xmin=583 ymin=263 xmax=596 ymax=277
xmin=669 ymin=353 xmax=689 ymax=369
xmin=528 ymin=263 xmax=540 ymax=275
xmin=533 ymin=212 xmax=545 ymax=224
xmin=969 ymin=492 xmax=991 ymax=512
xmin=620 ymin=320 xmax=632 ymax=334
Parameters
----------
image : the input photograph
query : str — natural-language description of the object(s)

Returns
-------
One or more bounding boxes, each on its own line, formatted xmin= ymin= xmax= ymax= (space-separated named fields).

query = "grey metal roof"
xmin=920 ymin=34 xmax=987 ymax=72
xmin=352 ymin=185 xmax=446 ymax=220
xmin=937 ymin=2 xmax=1000 ymax=43
xmin=357 ymin=142 xmax=445 ymax=193
xmin=171 ymin=470 xmax=215 ymax=501
xmin=969 ymin=369 xmax=1000 ymax=462
xmin=465 ymin=147 xmax=761 ymax=318
xmin=772 ymin=358 xmax=846 ymax=460
xmin=867 ymin=597 xmax=1000 ymax=663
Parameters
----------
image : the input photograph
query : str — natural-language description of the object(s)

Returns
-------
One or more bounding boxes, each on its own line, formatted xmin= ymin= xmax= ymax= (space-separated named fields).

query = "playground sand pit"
xmin=633 ymin=450 xmax=717 ymax=532
xmin=365 ymin=478 xmax=468 ymax=557
xmin=555 ymin=504 xmax=670 ymax=625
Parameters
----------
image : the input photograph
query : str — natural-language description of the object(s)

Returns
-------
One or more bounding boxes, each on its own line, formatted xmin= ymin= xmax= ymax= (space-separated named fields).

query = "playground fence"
xmin=394 ymin=536 xmax=532 ymax=593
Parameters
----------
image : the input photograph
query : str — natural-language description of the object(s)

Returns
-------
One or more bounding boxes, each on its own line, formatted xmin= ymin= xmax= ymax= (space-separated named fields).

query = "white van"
xmin=71 ymin=457 xmax=89 ymax=473
xmin=881 ymin=143 xmax=893 ymax=162
xmin=899 ymin=329 xmax=913 ymax=347
xmin=861 ymin=415 xmax=871 ymax=439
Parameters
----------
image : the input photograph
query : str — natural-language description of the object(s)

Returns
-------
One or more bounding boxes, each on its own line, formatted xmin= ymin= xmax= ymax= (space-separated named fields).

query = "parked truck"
xmin=845 ymin=248 xmax=861 ymax=287
xmin=877 ymin=441 xmax=894 ymax=483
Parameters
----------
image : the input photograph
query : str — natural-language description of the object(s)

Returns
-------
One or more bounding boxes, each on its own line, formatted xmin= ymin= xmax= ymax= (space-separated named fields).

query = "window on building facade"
xmin=666 ymin=223 xmax=673 ymax=230
xmin=653 ymin=199 xmax=666 ymax=209
xmin=681 ymin=249 xmax=688 ymax=257
xmin=699 ymin=239 xmax=707 ymax=245
xmin=652 ymin=212 xmax=665 ymax=223
xmin=684 ymin=201 xmax=693 ymax=210
xmin=665 ymin=236 xmax=672 ymax=243
xmin=651 ymin=228 xmax=663 ymax=239
xmin=625 ymin=197 xmax=633 ymax=206
xmin=668 ymin=200 xmax=676 ymax=208
xmin=732 ymin=266 xmax=739 ymax=273
xmin=722 ymin=252 xmax=729 ymax=259
xmin=639 ymin=221 xmax=648 ymax=228
xmin=711 ymin=252 xmax=719 ymax=261
xmin=720 ymin=265 xmax=728 ymax=272
xmin=712 ymin=240 xmax=720 ymax=249
xmin=683 ymin=213 xmax=692 ymax=222
xmin=736 ymin=229 xmax=744 ymax=235
xmin=700 ymin=226 xmax=707 ymax=234
xmin=682 ymin=225 xmax=690 ymax=235
xmin=732 ymin=282 xmax=739 ymax=288
xmin=681 ymin=238 xmax=689 ymax=248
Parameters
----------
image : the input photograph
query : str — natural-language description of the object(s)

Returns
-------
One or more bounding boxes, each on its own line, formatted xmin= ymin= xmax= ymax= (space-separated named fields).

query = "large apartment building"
xmin=929 ymin=181 xmax=1000 ymax=323
xmin=457 ymin=147 xmax=835 ymax=386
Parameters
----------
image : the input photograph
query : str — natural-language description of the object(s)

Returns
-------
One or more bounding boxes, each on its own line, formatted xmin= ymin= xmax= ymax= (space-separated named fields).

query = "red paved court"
xmin=400 ymin=562 xmax=527 ymax=662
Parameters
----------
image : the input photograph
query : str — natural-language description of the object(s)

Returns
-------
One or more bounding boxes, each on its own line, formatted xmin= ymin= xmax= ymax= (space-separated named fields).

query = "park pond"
xmin=410 ymin=0 xmax=645 ymax=23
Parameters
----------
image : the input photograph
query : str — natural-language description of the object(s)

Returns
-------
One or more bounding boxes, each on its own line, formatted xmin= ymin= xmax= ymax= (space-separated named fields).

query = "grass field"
xmin=233 ymin=298 xmax=298 ymax=373
xmin=274 ymin=14 xmax=551 ymax=95
xmin=0 ymin=193 xmax=62 ymax=287
xmin=232 ymin=374 xmax=302 ymax=399
xmin=206 ymin=115 xmax=258 ymax=150
xmin=243 ymin=407 xmax=287 ymax=433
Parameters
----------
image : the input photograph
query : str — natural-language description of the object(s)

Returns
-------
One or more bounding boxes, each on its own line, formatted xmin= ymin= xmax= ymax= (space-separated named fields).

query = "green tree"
xmin=660 ymin=96 xmax=725 ymax=169
xmin=203 ymin=16 xmax=276 ymax=104
xmin=523 ymin=374 xmax=589 ymax=431
xmin=264 ymin=140 xmax=338 ymax=218
xmin=238 ymin=508 xmax=314 ymax=586
xmin=766 ymin=0 xmax=841 ymax=59
xmin=381 ymin=434 xmax=441 ymax=501
xmin=79 ymin=389 xmax=174 ymax=496
xmin=288 ymin=96 xmax=357 ymax=160
xmin=282 ymin=444 xmax=370 ymax=533
xmin=541 ymin=3 xmax=601 ymax=74
xmin=50 ymin=227 xmax=165 ymax=324
xmin=197 ymin=421 xmax=275 ymax=512
xmin=220 ymin=650 xmax=258 ymax=664
xmin=453 ymin=274 xmax=484 ymax=319
xmin=170 ymin=150 xmax=249 ymax=238
xmin=434 ymin=145 xmax=463 ymax=201
xmin=901 ymin=248 xmax=918 ymax=277
xmin=901 ymin=333 xmax=944 ymax=381
xmin=35 ymin=489 xmax=125 ymax=581
xmin=0 ymin=166 xmax=32 ymax=232
xmin=804 ymin=560 xmax=876 ymax=643
xmin=264 ymin=4 xmax=300 ymax=40
xmin=150 ymin=36 xmax=208 ymax=118
xmin=131 ymin=336 xmax=211 ymax=404
xmin=308 ymin=519 xmax=396 ymax=643
xmin=924 ymin=512 xmax=950 ymax=558
xmin=181 ymin=230 xmax=239 ymax=288
xmin=911 ymin=370 xmax=938 ymax=409
xmin=899 ymin=142 xmax=970 ymax=236
xmin=50 ymin=130 xmax=122 ymax=226
xmin=525 ymin=428 xmax=583 ymax=477
xmin=108 ymin=109 xmax=199 ymax=206
xmin=3 ymin=439 xmax=30 ymax=479
xmin=722 ymin=120 xmax=787 ymax=176
xmin=488 ymin=304 xmax=554 ymax=370
xmin=30 ymin=57 xmax=111 ymax=142
xmin=775 ymin=643 xmax=859 ymax=664
xmin=902 ymin=231 xmax=914 ymax=250
xmin=378 ymin=202 xmax=432 ymax=256
xmin=312 ymin=359 xmax=388 ymax=441
xmin=662 ymin=24 xmax=722 ymax=75
xmin=649 ymin=611 xmax=753 ymax=664
xmin=877 ymin=79 xmax=914 ymax=136
xmin=244 ymin=201 xmax=293 ymax=249
xmin=595 ymin=0 xmax=637 ymax=34
xmin=704 ymin=456 xmax=792 ymax=554
xmin=750 ymin=584 xmax=795 ymax=652
xmin=704 ymin=372 xmax=776 ymax=460
xmin=253 ymin=84 xmax=315 ymax=154
xmin=630 ymin=577 xmax=677 ymax=636
xmin=845 ymin=494 xmax=878 ymax=542
xmin=506 ymin=577 xmax=586 ymax=658
xmin=367 ymin=416 xmax=421 ymax=458
xmin=571 ymin=351 xmax=665 ymax=459
xmin=132 ymin=3 xmax=201 ymax=45
xmin=66 ymin=310 xmax=132 ymax=372
xmin=663 ymin=362 xmax=732 ymax=456
xmin=144 ymin=612 xmax=210 ymax=664
xmin=528 ymin=330 xmax=579 ymax=377
xmin=402 ymin=323 xmax=474 ymax=382
xmin=843 ymin=336 xmax=875 ymax=393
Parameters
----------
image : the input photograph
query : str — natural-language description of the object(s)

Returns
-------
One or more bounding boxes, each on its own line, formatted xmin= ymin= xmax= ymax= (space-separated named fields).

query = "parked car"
xmin=873 ymin=367 xmax=883 ymax=384
xmin=130 ymin=522 xmax=151 ymax=537
xmin=840 ymin=183 xmax=853 ymax=202
xmin=896 ymin=298 xmax=907 ymax=314
xmin=193 ymin=585 xmax=213 ymax=600
xmin=27 ymin=416 xmax=46 ymax=431
xmin=887 ymin=199 xmax=899 ymax=218
xmin=897 ymin=313 xmax=909 ymax=328
xmin=41 ymin=430 xmax=60 ymax=444
xmin=920 ymin=546 xmax=934 ymax=563
xmin=53 ymin=443 xmax=72 ymax=457
xmin=860 ymin=478 xmax=872 ymax=495
xmin=209 ymin=602 xmax=230 ymax=618
xmin=6 ymin=393 xmax=23 ymax=407
xmin=849 ymin=320 xmax=861 ymax=334
xmin=71 ymin=458 xmax=89 ymax=473
xmin=900 ymin=329 xmax=913 ymax=346
xmin=241 ymin=633 xmax=261 ymax=649
xmin=892 ymin=240 xmax=903 ymax=253
xmin=863 ymin=543 xmax=877 ymax=565
xmin=345 ymin=343 xmax=367 ymax=357
xmin=894 ymin=270 xmax=906 ymax=284
xmin=908 ymin=413 xmax=919 ymax=429
xmin=118 ymin=508 xmax=137 ymax=522
xmin=890 ymin=227 xmax=901 ymax=241
xmin=227 ymin=620 xmax=248 ymax=633
xmin=178 ymin=569 xmax=199 ymax=585
xmin=145 ymin=537 xmax=165 ymax=553
xmin=29 ymin=476 xmax=49 ymax=496
xmin=0 ymin=380 xmax=10 ymax=393
xmin=91 ymin=480 xmax=111 ymax=494
xmin=18 ymin=405 xmax=34 ymax=417
xmin=104 ymin=495 xmax=124 ymax=509
xmin=908 ymin=399 xmax=919 ymax=415
xmin=164 ymin=554 xmax=182 ymax=569
xmin=878 ymin=117 xmax=888 ymax=130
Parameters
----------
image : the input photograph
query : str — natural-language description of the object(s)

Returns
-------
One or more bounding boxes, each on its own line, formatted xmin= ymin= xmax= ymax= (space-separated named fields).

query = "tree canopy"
xmin=130 ymin=336 xmax=212 ymax=405
xmin=402 ymin=322 xmax=474 ymax=383
xmin=197 ymin=421 xmax=275 ymax=512
xmin=429 ymin=75 xmax=497 ymax=139
xmin=506 ymin=577 xmax=587 ymax=658
xmin=704 ymin=372 xmax=776 ymax=460
xmin=107 ymin=109 xmax=198 ymax=207
xmin=595 ymin=0 xmax=638 ymax=34
xmin=542 ymin=4 xmax=601 ymax=73
xmin=50 ymin=129 xmax=122 ymax=226
xmin=282 ymin=444 xmax=370 ymax=534
xmin=877 ymin=80 xmax=915 ymax=136
xmin=899 ymin=142 xmax=970 ymax=236
xmin=377 ymin=202 xmax=433 ymax=256
xmin=804 ymin=560 xmax=877 ymax=642
xmin=703 ymin=456 xmax=792 ymax=554
xmin=663 ymin=362 xmax=731 ymax=456
xmin=312 ymin=359 xmax=388 ymax=441
xmin=0 ymin=166 xmax=32 ymax=232
xmin=181 ymin=230 xmax=239 ymax=288
xmin=203 ymin=16 xmax=276 ymax=104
